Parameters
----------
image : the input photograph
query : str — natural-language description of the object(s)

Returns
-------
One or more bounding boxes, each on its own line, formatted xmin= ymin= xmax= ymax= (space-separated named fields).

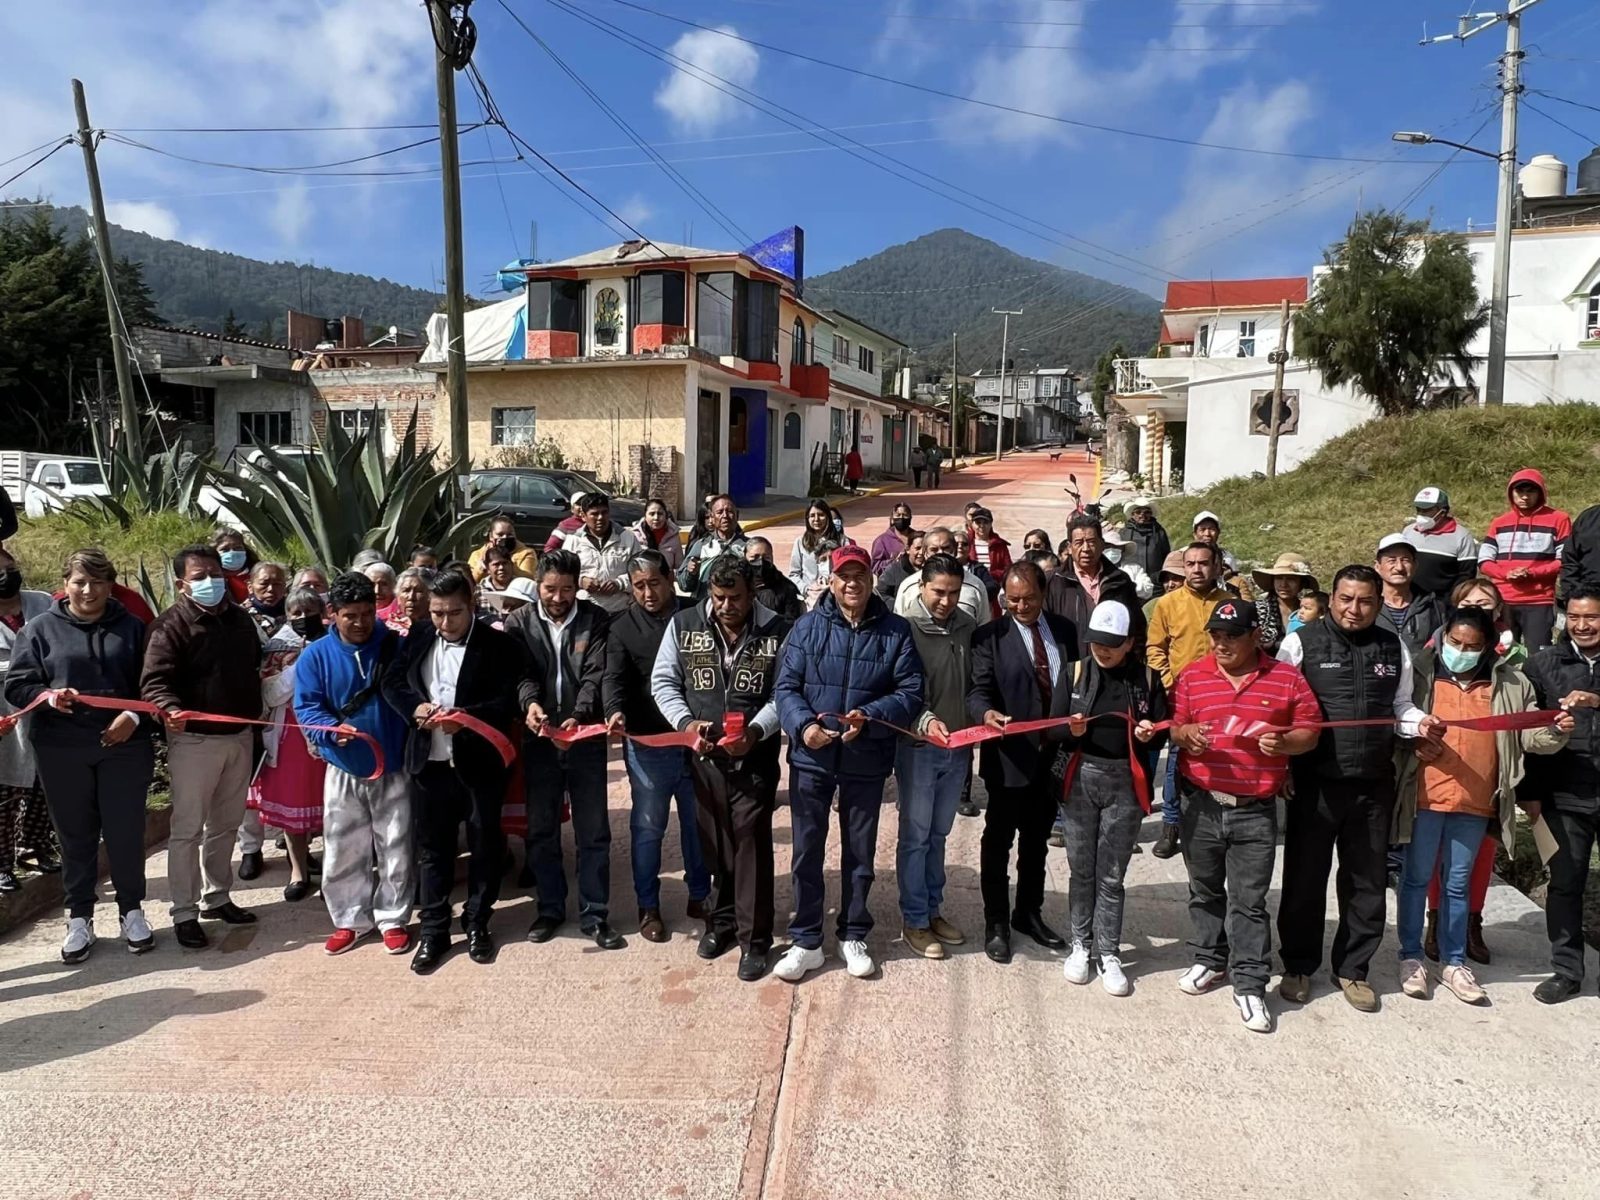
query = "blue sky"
xmin=3 ymin=0 xmax=1598 ymax=308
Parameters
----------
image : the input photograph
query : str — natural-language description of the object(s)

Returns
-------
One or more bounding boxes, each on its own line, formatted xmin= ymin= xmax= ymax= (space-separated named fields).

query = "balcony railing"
xmin=1114 ymin=359 xmax=1156 ymax=395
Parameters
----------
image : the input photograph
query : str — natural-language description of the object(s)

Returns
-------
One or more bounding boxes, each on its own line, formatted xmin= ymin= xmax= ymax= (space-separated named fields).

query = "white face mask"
xmin=1104 ymin=547 xmax=1123 ymax=566
xmin=1413 ymin=515 xmax=1436 ymax=533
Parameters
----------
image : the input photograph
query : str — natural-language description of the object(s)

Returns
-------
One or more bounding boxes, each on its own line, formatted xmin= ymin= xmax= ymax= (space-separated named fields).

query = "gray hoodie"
xmin=905 ymin=598 xmax=977 ymax=738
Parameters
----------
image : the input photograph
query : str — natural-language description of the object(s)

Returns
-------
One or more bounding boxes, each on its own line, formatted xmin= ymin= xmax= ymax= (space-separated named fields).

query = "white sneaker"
xmin=120 ymin=909 xmax=154 ymax=954
xmin=1062 ymin=941 xmax=1091 ymax=985
xmin=1099 ymin=954 xmax=1131 ymax=997
xmin=1177 ymin=963 xmax=1226 ymax=995
xmin=840 ymin=939 xmax=877 ymax=978
xmin=773 ymin=944 xmax=825 ymax=982
xmin=1234 ymin=990 xmax=1272 ymax=1033
xmin=61 ymin=916 xmax=95 ymax=964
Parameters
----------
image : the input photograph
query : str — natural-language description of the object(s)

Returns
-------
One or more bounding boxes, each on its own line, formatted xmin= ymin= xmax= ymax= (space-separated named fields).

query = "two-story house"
xmin=425 ymin=232 xmax=932 ymax=515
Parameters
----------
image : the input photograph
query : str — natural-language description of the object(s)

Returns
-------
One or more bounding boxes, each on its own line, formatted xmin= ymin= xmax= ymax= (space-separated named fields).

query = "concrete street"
xmin=2 ymin=450 xmax=1597 ymax=1200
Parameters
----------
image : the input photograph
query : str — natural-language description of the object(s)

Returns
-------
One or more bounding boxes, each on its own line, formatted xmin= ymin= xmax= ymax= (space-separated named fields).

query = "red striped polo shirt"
xmin=1171 ymin=652 xmax=1321 ymax=799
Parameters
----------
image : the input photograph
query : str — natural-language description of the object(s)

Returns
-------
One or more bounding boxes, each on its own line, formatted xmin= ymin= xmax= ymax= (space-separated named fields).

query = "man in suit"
xmin=502 ymin=550 xmax=622 ymax=949
xmin=383 ymin=569 xmax=524 ymax=974
xmin=968 ymin=561 xmax=1078 ymax=963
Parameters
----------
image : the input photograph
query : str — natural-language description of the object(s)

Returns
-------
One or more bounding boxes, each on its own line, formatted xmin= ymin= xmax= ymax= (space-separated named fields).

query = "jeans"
xmin=1398 ymin=808 xmax=1489 ymax=966
xmin=1180 ymin=785 xmax=1278 ymax=996
xmin=1545 ymin=806 xmax=1597 ymax=982
xmin=894 ymin=741 xmax=969 ymax=928
xmin=1060 ymin=757 xmax=1142 ymax=958
xmin=1277 ymin=771 xmax=1395 ymax=981
xmin=789 ymin=769 xmax=885 ymax=949
xmin=623 ymin=742 xmax=710 ymax=911
xmin=1161 ymin=747 xmax=1181 ymax=827
xmin=33 ymin=740 xmax=153 ymax=919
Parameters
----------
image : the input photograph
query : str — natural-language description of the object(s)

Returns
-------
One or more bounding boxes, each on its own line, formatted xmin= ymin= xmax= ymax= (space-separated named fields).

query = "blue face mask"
xmin=1440 ymin=642 xmax=1483 ymax=675
xmin=187 ymin=575 xmax=228 ymax=609
xmin=219 ymin=549 xmax=247 ymax=572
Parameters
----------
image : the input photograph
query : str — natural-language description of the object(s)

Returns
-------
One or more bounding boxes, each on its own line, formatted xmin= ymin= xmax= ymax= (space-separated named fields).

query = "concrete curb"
xmin=0 ymin=804 xmax=173 ymax=936
xmin=741 ymin=458 xmax=996 ymax=533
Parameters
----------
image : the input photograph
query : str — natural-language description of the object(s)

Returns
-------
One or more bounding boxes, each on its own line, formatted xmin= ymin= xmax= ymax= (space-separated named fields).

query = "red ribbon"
xmin=420 ymin=708 xmax=519 ymax=767
xmin=534 ymin=722 xmax=739 ymax=752
xmin=1 ymin=691 xmax=393 ymax=781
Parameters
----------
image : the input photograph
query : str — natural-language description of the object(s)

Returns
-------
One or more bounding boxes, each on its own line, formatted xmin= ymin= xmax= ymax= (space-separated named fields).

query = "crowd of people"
xmin=0 ymin=467 xmax=1596 ymax=1034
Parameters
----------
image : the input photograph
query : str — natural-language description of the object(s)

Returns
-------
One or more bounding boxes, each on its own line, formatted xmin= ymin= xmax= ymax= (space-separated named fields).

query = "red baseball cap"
xmin=830 ymin=544 xmax=871 ymax=572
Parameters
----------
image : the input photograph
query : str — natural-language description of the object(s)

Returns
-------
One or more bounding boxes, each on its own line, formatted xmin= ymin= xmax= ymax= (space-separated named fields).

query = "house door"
xmin=696 ymin=388 xmax=720 ymax=501
xmin=765 ymin=405 xmax=778 ymax=489
xmin=829 ymin=407 xmax=845 ymax=452
xmin=850 ymin=408 xmax=861 ymax=451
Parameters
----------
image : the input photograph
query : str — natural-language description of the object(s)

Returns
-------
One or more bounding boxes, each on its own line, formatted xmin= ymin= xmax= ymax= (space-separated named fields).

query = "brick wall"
xmin=310 ymin=367 xmax=440 ymax=454
xmin=627 ymin=444 xmax=680 ymax=508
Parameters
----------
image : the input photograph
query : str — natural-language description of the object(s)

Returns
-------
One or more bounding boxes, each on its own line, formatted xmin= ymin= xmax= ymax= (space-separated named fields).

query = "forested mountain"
xmin=36 ymin=203 xmax=442 ymax=343
xmin=806 ymin=229 xmax=1161 ymax=375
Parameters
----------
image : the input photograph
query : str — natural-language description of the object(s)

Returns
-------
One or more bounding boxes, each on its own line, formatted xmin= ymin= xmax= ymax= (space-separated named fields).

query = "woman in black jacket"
xmin=1050 ymin=599 xmax=1168 ymax=997
xmin=3 ymin=548 xmax=155 ymax=963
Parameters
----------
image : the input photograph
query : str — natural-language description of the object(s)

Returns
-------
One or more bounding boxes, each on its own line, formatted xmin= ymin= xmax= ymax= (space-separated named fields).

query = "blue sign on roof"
xmin=742 ymin=226 xmax=805 ymax=296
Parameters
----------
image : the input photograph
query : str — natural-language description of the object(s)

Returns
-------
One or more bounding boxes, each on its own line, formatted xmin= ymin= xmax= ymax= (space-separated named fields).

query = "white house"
xmin=1112 ymin=219 xmax=1600 ymax=492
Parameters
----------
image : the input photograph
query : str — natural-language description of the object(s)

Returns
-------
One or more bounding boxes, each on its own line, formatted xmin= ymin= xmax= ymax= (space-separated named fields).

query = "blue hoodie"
xmin=293 ymin=620 xmax=408 ymax=778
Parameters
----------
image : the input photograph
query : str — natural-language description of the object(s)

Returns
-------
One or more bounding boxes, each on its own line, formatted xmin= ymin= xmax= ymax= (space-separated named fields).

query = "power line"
xmin=466 ymin=66 xmax=523 ymax=257
xmin=1527 ymin=91 xmax=1600 ymax=118
xmin=0 ymin=139 xmax=72 ymax=193
xmin=691 ymin=0 xmax=1327 ymax=27
xmin=0 ymin=135 xmax=73 ymax=172
xmin=1521 ymin=98 xmax=1597 ymax=145
xmin=105 ymin=123 xmax=471 ymax=134
xmin=100 ymin=130 xmax=484 ymax=176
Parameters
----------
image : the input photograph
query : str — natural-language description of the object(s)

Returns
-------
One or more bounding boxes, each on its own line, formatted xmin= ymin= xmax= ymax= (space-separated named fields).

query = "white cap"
xmin=1376 ymin=532 xmax=1413 ymax=556
xmin=1193 ymin=509 xmax=1221 ymax=529
xmin=1086 ymin=600 xmax=1132 ymax=646
xmin=1128 ymin=495 xmax=1154 ymax=511
xmin=1414 ymin=486 xmax=1444 ymax=507
xmin=570 ymin=489 xmax=589 ymax=505
xmin=1102 ymin=527 xmax=1131 ymax=547
xmin=506 ymin=577 xmax=538 ymax=601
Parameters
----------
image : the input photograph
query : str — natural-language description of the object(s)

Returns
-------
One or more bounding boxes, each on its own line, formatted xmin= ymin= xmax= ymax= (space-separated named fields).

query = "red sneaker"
xmin=382 ymin=927 xmax=411 ymax=955
xmin=324 ymin=928 xmax=367 ymax=956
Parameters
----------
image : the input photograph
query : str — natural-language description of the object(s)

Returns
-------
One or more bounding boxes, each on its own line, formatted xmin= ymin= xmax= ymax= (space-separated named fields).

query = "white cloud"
xmin=654 ymin=27 xmax=760 ymax=133
xmin=615 ymin=195 xmax=655 ymax=229
xmin=270 ymin=182 xmax=313 ymax=247
xmin=105 ymin=200 xmax=183 ymax=241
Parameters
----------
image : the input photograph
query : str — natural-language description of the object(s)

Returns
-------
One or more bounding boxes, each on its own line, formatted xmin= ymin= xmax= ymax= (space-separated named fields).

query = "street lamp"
xmin=1392 ymin=128 xmax=1511 ymax=405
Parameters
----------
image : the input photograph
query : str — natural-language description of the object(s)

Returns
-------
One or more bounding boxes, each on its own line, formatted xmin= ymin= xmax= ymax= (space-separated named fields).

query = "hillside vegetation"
xmin=31 ymin=203 xmax=443 ymax=342
xmin=1144 ymin=406 xmax=1600 ymax=579
xmin=807 ymin=228 xmax=1160 ymax=373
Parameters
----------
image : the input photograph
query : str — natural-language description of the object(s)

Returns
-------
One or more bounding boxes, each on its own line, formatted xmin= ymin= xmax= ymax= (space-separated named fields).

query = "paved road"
xmin=2 ymin=449 xmax=1596 ymax=1200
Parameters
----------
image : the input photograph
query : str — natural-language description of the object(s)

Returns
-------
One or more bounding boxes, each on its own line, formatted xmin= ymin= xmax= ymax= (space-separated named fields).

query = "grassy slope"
xmin=1143 ymin=406 xmax=1600 ymax=581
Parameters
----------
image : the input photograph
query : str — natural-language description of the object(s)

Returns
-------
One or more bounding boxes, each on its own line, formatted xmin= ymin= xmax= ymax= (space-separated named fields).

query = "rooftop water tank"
xmin=1520 ymin=154 xmax=1567 ymax=199
xmin=1577 ymin=146 xmax=1600 ymax=195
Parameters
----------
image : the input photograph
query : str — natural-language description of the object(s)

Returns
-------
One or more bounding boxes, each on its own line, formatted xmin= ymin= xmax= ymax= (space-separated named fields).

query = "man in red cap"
xmin=773 ymin=543 xmax=924 ymax=983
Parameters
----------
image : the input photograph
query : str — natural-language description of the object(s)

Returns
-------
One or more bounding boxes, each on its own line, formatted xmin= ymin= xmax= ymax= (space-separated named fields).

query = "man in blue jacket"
xmin=295 ymin=572 xmax=412 ymax=958
xmin=774 ymin=544 xmax=923 ymax=982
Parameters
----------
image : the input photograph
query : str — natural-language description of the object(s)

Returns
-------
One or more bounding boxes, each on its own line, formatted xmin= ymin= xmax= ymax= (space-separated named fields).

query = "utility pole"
xmin=1423 ymin=0 xmax=1544 ymax=406
xmin=1264 ymin=298 xmax=1292 ymax=478
xmin=71 ymin=79 xmax=139 ymax=461
xmin=430 ymin=1 xmax=475 ymax=462
xmin=950 ymin=331 xmax=959 ymax=462
xmin=992 ymin=307 xmax=1021 ymax=459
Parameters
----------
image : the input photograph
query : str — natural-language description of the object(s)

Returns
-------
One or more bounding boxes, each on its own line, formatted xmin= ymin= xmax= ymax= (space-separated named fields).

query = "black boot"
xmin=1151 ymin=824 xmax=1180 ymax=859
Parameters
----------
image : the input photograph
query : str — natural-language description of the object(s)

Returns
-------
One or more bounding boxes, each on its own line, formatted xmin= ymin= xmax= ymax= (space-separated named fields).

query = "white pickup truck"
xmin=196 ymin=444 xmax=323 ymax=526
xmin=0 ymin=451 xmax=110 ymax=517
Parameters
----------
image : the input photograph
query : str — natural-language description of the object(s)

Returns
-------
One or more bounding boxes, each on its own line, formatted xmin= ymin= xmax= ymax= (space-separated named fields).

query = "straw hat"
xmin=1251 ymin=552 xmax=1316 ymax=593
xmin=1158 ymin=550 xmax=1186 ymax=581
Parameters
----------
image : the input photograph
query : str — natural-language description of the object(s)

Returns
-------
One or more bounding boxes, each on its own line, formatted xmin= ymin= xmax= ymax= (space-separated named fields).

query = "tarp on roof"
xmin=421 ymin=294 xmax=527 ymax=363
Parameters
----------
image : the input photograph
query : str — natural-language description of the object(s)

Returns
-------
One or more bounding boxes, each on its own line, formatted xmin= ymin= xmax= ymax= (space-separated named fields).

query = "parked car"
xmin=0 ymin=452 xmax=110 ymax=517
xmin=196 ymin=445 xmax=324 ymax=526
xmin=465 ymin=468 xmax=645 ymax=547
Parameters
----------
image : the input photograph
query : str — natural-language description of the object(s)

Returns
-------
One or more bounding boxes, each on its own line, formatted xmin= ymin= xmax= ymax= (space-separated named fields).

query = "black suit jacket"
xmin=966 ymin=612 xmax=1078 ymax=788
xmin=382 ymin=619 xmax=524 ymax=786
xmin=502 ymin=598 xmax=609 ymax=725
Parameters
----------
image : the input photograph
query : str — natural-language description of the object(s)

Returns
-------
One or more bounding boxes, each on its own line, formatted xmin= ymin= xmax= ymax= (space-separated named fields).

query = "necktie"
xmin=1027 ymin=621 xmax=1053 ymax=711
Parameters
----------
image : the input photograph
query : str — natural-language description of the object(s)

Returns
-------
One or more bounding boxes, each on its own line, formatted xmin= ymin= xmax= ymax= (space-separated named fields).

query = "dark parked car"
xmin=466 ymin=468 xmax=646 ymax=547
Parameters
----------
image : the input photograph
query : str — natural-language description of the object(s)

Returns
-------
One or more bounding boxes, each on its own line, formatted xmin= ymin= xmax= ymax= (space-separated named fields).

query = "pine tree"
xmin=221 ymin=308 xmax=247 ymax=339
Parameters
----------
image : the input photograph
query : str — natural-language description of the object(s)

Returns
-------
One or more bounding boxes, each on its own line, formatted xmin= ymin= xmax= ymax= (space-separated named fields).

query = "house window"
xmin=783 ymin=410 xmax=802 ymax=449
xmin=593 ymin=286 xmax=623 ymax=349
xmin=490 ymin=406 xmax=536 ymax=447
xmin=636 ymin=270 xmax=685 ymax=326
xmin=696 ymin=272 xmax=740 ymax=357
xmin=1238 ymin=320 xmax=1257 ymax=357
xmin=740 ymin=279 xmax=779 ymax=363
xmin=728 ymin=394 xmax=749 ymax=455
xmin=527 ymin=279 xmax=584 ymax=333
xmin=791 ymin=318 xmax=807 ymax=365
xmin=1197 ymin=324 xmax=1210 ymax=357
xmin=334 ymin=408 xmax=379 ymax=437
xmin=238 ymin=410 xmax=293 ymax=447
xmin=832 ymin=334 xmax=850 ymax=365
xmin=1248 ymin=389 xmax=1299 ymax=436
xmin=857 ymin=345 xmax=875 ymax=374
xmin=1587 ymin=284 xmax=1600 ymax=340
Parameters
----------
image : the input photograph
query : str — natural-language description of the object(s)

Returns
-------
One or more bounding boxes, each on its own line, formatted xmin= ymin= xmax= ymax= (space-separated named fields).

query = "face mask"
xmin=219 ymin=549 xmax=247 ymax=572
xmin=186 ymin=576 xmax=228 ymax=609
xmin=0 ymin=568 xmax=21 ymax=599
xmin=253 ymin=596 xmax=285 ymax=617
xmin=1104 ymin=548 xmax=1123 ymax=566
xmin=494 ymin=536 xmax=516 ymax=552
xmin=892 ymin=517 xmax=911 ymax=532
xmin=1440 ymin=642 xmax=1483 ymax=675
xmin=289 ymin=614 xmax=325 ymax=641
xmin=1413 ymin=516 xmax=1435 ymax=533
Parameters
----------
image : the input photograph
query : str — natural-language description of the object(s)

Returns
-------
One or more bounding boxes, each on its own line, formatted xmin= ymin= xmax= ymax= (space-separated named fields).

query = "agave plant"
xmin=203 ymin=404 xmax=484 ymax=570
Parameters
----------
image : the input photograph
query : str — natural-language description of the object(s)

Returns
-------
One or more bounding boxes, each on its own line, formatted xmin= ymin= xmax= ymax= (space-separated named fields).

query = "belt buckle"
xmin=1208 ymin=789 xmax=1240 ymax=808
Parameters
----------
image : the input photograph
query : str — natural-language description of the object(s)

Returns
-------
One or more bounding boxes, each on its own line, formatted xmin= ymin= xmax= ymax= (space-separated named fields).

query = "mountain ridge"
xmin=806 ymin=228 xmax=1161 ymax=375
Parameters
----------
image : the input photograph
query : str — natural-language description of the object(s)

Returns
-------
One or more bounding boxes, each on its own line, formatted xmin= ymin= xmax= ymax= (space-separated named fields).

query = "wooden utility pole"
xmin=430 ymin=1 xmax=471 ymax=463
xmin=71 ymin=79 xmax=139 ymax=460
xmin=1264 ymin=298 xmax=1292 ymax=478
xmin=950 ymin=331 xmax=959 ymax=461
xmin=993 ymin=307 xmax=1021 ymax=459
